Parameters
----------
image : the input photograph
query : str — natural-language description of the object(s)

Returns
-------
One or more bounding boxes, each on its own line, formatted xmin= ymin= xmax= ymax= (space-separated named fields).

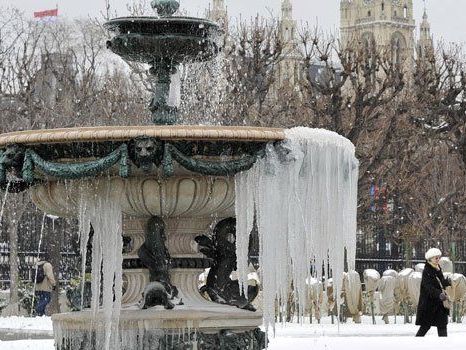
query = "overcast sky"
xmin=4 ymin=0 xmax=466 ymax=44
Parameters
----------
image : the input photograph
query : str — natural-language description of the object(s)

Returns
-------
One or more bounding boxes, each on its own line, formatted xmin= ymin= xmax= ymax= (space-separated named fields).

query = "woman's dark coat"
xmin=415 ymin=262 xmax=451 ymax=327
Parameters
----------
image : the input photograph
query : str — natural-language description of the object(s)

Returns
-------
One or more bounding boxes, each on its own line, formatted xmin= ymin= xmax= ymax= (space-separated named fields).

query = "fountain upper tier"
xmin=104 ymin=16 xmax=221 ymax=64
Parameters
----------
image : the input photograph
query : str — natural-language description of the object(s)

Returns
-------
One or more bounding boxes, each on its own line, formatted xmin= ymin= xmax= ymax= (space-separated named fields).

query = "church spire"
xmin=280 ymin=0 xmax=296 ymax=44
xmin=208 ymin=0 xmax=228 ymax=30
xmin=281 ymin=0 xmax=293 ymax=20
xmin=418 ymin=2 xmax=433 ymax=59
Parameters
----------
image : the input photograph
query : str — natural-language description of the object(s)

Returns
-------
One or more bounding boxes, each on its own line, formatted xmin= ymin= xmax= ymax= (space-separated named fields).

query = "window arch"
xmin=403 ymin=6 xmax=408 ymax=18
xmin=391 ymin=32 xmax=407 ymax=66
xmin=362 ymin=32 xmax=376 ymax=54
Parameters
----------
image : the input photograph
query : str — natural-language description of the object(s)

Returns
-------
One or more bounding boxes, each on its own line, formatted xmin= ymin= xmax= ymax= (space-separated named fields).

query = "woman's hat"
xmin=425 ymin=248 xmax=442 ymax=260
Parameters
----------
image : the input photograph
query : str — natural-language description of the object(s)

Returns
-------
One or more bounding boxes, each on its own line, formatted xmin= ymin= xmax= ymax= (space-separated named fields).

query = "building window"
xmin=368 ymin=10 xmax=371 ymax=17
xmin=403 ymin=6 xmax=408 ymax=18
xmin=392 ymin=37 xmax=401 ymax=66
xmin=382 ymin=2 xmax=384 ymax=11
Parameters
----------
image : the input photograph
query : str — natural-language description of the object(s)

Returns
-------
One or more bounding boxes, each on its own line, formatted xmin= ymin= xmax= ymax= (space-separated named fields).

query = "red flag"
xmin=34 ymin=9 xmax=58 ymax=18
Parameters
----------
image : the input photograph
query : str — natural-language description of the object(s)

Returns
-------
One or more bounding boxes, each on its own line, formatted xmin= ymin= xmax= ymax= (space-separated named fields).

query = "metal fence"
xmin=356 ymin=227 xmax=466 ymax=270
xmin=0 ymin=208 xmax=81 ymax=289
xmin=355 ymin=258 xmax=466 ymax=276
xmin=0 ymin=248 xmax=80 ymax=288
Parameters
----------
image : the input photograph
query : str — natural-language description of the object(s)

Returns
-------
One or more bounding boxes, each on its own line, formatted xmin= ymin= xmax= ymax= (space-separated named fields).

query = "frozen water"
xmin=235 ymin=127 xmax=359 ymax=332
xmin=55 ymin=182 xmax=124 ymax=350
xmin=0 ymin=181 xmax=10 ymax=223
xmin=30 ymin=213 xmax=47 ymax=316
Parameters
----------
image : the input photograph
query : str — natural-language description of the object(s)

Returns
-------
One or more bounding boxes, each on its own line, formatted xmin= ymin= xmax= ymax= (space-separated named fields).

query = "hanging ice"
xmin=235 ymin=127 xmax=359 ymax=331
xmin=74 ymin=181 xmax=123 ymax=350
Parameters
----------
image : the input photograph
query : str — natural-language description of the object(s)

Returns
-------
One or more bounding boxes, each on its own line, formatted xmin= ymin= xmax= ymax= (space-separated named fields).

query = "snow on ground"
xmin=0 ymin=315 xmax=465 ymax=349
xmin=0 ymin=316 xmax=52 ymax=331
xmin=0 ymin=339 xmax=54 ymax=350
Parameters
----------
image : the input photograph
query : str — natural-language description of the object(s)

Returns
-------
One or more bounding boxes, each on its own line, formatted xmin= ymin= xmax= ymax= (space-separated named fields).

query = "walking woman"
xmin=415 ymin=248 xmax=451 ymax=337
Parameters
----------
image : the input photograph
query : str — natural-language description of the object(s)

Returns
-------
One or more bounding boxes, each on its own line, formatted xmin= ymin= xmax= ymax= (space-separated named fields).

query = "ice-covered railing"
xmin=235 ymin=127 xmax=359 ymax=331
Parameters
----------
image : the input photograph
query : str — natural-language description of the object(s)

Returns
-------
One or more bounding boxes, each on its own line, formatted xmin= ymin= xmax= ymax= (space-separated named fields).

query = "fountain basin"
xmin=54 ymin=305 xmax=264 ymax=350
xmin=0 ymin=125 xmax=283 ymax=349
xmin=31 ymin=176 xmax=236 ymax=218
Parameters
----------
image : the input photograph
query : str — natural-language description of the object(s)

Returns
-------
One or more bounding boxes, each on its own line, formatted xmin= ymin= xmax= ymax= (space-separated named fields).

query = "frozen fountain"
xmin=0 ymin=1 xmax=359 ymax=349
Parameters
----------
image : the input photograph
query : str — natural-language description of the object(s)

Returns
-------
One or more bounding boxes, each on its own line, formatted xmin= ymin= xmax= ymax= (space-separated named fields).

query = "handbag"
xmin=435 ymin=276 xmax=452 ymax=310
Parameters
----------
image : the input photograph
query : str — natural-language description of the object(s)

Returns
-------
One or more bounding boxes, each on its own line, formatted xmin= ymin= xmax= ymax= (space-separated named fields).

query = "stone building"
xmin=276 ymin=0 xmax=302 ymax=89
xmin=417 ymin=7 xmax=433 ymax=60
xmin=33 ymin=52 xmax=75 ymax=108
xmin=340 ymin=0 xmax=416 ymax=72
xmin=207 ymin=0 xmax=228 ymax=31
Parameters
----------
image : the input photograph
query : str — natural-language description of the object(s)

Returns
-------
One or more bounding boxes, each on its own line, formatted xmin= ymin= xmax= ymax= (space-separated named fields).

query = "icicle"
xmin=0 ymin=181 xmax=11 ymax=222
xmin=235 ymin=127 xmax=359 ymax=331
xmin=30 ymin=212 xmax=47 ymax=316
xmin=78 ymin=187 xmax=91 ymax=311
xmin=77 ymin=180 xmax=123 ymax=350
xmin=235 ymin=166 xmax=256 ymax=298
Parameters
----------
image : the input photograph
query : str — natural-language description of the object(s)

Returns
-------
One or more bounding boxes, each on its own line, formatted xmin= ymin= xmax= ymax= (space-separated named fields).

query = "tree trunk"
xmin=46 ymin=217 xmax=64 ymax=315
xmin=8 ymin=217 xmax=19 ymax=307
xmin=2 ymin=195 xmax=28 ymax=316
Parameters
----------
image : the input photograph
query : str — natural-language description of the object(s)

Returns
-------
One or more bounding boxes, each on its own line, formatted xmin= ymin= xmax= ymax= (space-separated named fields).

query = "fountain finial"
xmin=151 ymin=0 xmax=180 ymax=17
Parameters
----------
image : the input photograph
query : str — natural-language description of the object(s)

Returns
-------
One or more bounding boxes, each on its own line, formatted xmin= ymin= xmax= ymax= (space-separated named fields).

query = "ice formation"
xmin=56 ymin=181 xmax=123 ymax=350
xmin=235 ymin=127 xmax=359 ymax=331
xmin=30 ymin=212 xmax=47 ymax=315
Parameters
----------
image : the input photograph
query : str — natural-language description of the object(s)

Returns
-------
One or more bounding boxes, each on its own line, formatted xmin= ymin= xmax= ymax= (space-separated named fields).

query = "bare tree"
xmin=412 ymin=43 xmax=466 ymax=168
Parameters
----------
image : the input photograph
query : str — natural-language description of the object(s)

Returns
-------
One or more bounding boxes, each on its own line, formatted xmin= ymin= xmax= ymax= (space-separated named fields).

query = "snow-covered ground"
xmin=0 ymin=315 xmax=465 ymax=349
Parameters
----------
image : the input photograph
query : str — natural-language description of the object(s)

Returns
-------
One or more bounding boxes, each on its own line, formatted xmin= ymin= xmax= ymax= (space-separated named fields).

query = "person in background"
xmin=415 ymin=248 xmax=451 ymax=337
xmin=34 ymin=253 xmax=56 ymax=316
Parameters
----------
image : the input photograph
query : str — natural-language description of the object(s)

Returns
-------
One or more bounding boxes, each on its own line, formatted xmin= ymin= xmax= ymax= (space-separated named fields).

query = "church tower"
xmin=417 ymin=7 xmax=433 ymax=59
xmin=280 ymin=0 xmax=295 ymax=43
xmin=207 ymin=0 xmax=228 ymax=31
xmin=277 ymin=0 xmax=301 ymax=88
xmin=340 ymin=0 xmax=416 ymax=72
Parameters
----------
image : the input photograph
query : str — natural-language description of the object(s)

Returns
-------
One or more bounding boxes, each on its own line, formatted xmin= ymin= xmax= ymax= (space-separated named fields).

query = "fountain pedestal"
xmin=31 ymin=174 xmax=264 ymax=349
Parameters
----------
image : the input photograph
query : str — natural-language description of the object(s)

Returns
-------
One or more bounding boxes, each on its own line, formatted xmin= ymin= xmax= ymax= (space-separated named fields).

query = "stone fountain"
xmin=0 ymin=1 xmax=360 ymax=349
xmin=0 ymin=1 xmax=283 ymax=349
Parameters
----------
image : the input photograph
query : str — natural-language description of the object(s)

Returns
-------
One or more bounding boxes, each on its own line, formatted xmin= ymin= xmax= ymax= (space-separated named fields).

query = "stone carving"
xmin=165 ymin=143 xmax=261 ymax=176
xmin=138 ymin=216 xmax=179 ymax=309
xmin=139 ymin=281 xmax=177 ymax=310
xmin=66 ymin=281 xmax=92 ymax=311
xmin=195 ymin=218 xmax=258 ymax=311
xmin=0 ymin=145 xmax=38 ymax=192
xmin=151 ymin=0 xmax=180 ymax=17
xmin=129 ymin=137 xmax=163 ymax=171
xmin=1 ymin=139 xmax=266 ymax=190
xmin=56 ymin=327 xmax=265 ymax=350
xmin=20 ymin=144 xmax=129 ymax=183
xmin=0 ymin=144 xmax=25 ymax=172
xmin=160 ymin=328 xmax=266 ymax=350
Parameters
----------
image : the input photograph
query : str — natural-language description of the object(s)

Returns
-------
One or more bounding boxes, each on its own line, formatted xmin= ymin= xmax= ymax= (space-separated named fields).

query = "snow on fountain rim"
xmin=285 ymin=127 xmax=356 ymax=154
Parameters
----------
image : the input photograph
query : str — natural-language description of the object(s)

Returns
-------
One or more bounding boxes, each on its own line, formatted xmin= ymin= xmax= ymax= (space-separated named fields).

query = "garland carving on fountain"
xmin=0 ymin=144 xmax=34 ymax=192
xmin=0 ymin=139 xmax=266 ymax=191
